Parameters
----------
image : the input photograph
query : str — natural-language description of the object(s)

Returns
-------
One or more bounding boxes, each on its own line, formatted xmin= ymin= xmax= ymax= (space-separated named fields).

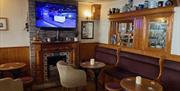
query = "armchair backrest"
xmin=117 ymin=51 xmax=160 ymax=80
xmin=0 ymin=78 xmax=23 ymax=91
xmin=95 ymin=46 xmax=117 ymax=65
xmin=56 ymin=61 xmax=72 ymax=81
xmin=56 ymin=61 xmax=87 ymax=88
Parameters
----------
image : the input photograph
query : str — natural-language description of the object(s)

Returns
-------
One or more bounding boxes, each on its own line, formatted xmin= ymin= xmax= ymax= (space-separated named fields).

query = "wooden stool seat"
xmin=105 ymin=82 xmax=121 ymax=91
xmin=19 ymin=76 xmax=33 ymax=91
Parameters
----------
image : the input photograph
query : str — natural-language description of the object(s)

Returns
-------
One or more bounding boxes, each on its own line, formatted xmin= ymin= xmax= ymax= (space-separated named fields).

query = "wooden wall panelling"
xmin=79 ymin=43 xmax=97 ymax=62
xmin=0 ymin=47 xmax=30 ymax=74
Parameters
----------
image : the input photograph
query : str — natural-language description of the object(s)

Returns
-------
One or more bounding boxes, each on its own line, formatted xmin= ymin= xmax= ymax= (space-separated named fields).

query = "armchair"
xmin=0 ymin=77 xmax=23 ymax=91
xmin=56 ymin=61 xmax=87 ymax=90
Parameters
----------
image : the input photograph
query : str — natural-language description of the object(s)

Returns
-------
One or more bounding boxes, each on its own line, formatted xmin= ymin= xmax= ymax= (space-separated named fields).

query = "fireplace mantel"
xmin=32 ymin=41 xmax=79 ymax=83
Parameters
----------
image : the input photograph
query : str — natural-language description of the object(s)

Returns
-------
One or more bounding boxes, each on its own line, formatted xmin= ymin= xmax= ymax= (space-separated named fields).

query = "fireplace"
xmin=44 ymin=52 xmax=69 ymax=81
xmin=32 ymin=42 xmax=79 ymax=83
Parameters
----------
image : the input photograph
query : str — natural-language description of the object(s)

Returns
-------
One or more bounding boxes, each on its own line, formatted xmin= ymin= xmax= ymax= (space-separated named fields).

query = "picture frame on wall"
xmin=0 ymin=17 xmax=8 ymax=31
xmin=81 ymin=21 xmax=94 ymax=39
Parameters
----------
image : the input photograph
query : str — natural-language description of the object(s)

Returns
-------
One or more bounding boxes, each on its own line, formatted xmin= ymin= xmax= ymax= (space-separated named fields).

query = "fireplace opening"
xmin=47 ymin=55 xmax=67 ymax=80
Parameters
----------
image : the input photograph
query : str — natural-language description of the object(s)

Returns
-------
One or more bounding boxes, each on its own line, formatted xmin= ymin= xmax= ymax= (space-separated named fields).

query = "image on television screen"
xmin=35 ymin=2 xmax=77 ymax=28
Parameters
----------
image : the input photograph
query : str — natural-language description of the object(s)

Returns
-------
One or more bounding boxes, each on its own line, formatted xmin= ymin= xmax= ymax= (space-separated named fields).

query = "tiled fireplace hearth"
xmin=32 ymin=41 xmax=79 ymax=83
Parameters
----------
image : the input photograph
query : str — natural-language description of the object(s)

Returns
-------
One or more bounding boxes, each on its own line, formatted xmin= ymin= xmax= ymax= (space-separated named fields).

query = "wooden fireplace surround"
xmin=32 ymin=41 xmax=79 ymax=83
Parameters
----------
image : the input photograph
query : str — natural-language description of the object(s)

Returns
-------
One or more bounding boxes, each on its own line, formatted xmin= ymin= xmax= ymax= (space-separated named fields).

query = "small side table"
xmin=0 ymin=62 xmax=26 ymax=78
xmin=80 ymin=61 xmax=106 ymax=91
xmin=120 ymin=77 xmax=163 ymax=91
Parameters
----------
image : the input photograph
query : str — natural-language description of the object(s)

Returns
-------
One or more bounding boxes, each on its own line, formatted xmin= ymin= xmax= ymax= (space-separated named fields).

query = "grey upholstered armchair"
xmin=56 ymin=61 xmax=87 ymax=90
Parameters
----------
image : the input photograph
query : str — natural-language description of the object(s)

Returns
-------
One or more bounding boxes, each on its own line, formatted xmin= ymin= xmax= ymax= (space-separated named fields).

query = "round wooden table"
xmin=0 ymin=62 xmax=26 ymax=78
xmin=120 ymin=77 xmax=163 ymax=91
xmin=80 ymin=61 xmax=106 ymax=91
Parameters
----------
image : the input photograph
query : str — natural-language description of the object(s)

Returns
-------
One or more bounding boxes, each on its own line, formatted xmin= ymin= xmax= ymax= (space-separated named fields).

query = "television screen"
xmin=35 ymin=2 xmax=77 ymax=29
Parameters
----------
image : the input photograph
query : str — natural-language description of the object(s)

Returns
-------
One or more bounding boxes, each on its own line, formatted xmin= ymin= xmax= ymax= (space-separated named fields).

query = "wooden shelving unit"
xmin=108 ymin=6 xmax=176 ymax=60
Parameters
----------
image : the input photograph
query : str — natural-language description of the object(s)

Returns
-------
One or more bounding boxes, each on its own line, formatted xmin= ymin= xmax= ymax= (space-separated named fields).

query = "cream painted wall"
xmin=78 ymin=3 xmax=99 ymax=43
xmin=171 ymin=6 xmax=180 ymax=55
xmin=0 ymin=0 xmax=29 ymax=47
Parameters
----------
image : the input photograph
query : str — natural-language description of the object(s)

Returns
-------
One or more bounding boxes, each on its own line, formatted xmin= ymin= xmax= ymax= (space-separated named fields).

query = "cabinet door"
xmin=144 ymin=14 xmax=173 ymax=53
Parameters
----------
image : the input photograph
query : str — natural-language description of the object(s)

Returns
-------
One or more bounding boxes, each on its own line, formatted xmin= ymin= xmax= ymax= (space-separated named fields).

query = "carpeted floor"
xmin=33 ymin=80 xmax=104 ymax=91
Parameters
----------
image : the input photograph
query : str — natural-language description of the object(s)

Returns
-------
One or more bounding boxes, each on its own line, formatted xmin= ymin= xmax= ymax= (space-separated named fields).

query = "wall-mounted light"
xmin=84 ymin=10 xmax=92 ymax=20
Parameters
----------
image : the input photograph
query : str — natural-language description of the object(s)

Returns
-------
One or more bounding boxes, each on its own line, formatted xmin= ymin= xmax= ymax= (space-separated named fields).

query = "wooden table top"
xmin=0 ymin=62 xmax=26 ymax=71
xmin=120 ymin=77 xmax=163 ymax=91
xmin=80 ymin=61 xmax=106 ymax=69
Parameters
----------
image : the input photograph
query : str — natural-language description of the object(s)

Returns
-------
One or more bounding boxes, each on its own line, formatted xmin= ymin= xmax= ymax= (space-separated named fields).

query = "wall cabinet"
xmin=144 ymin=14 xmax=173 ymax=53
xmin=108 ymin=7 xmax=174 ymax=57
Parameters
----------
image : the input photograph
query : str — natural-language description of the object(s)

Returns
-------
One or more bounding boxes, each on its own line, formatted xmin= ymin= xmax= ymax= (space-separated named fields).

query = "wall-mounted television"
xmin=35 ymin=1 xmax=77 ymax=29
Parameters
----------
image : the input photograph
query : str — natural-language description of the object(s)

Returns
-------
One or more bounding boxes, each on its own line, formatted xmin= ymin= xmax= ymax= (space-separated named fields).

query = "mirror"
xmin=81 ymin=21 xmax=94 ymax=39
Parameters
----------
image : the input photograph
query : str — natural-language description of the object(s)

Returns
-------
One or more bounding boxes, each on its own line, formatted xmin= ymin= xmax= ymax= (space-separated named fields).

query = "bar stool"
xmin=105 ymin=82 xmax=121 ymax=91
xmin=19 ymin=76 xmax=33 ymax=91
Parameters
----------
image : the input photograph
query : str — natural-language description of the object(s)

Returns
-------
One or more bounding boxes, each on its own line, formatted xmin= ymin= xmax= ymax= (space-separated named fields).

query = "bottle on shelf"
xmin=128 ymin=0 xmax=133 ymax=8
xmin=158 ymin=0 xmax=164 ymax=7
xmin=144 ymin=0 xmax=149 ymax=8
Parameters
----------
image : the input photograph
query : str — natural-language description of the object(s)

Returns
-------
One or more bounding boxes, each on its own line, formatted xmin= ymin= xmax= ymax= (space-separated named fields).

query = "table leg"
xmin=0 ymin=71 xmax=3 ymax=78
xmin=11 ymin=69 xmax=22 ymax=78
xmin=93 ymin=69 xmax=100 ymax=91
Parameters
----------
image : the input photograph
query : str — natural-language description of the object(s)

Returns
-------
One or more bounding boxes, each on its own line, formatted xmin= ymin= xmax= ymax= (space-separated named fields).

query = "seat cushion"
xmin=19 ymin=76 xmax=33 ymax=87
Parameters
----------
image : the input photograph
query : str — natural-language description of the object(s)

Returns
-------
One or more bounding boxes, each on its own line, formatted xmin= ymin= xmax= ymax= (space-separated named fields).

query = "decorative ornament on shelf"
xmin=128 ymin=0 xmax=133 ymax=8
xmin=32 ymin=30 xmax=41 ymax=41
xmin=165 ymin=0 xmax=174 ymax=6
xmin=74 ymin=31 xmax=79 ymax=42
xmin=158 ymin=0 xmax=164 ymax=7
xmin=144 ymin=0 xmax=149 ymax=8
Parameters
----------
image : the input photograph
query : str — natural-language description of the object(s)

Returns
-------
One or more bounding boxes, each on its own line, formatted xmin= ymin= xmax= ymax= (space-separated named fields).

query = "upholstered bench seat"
xmin=104 ymin=67 xmax=137 ymax=79
xmin=19 ymin=76 xmax=33 ymax=91
xmin=104 ymin=51 xmax=160 ymax=84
